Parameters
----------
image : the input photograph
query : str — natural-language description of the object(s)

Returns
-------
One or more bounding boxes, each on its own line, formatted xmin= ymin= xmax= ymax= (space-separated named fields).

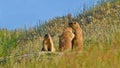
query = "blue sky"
xmin=0 ymin=0 xmax=99 ymax=30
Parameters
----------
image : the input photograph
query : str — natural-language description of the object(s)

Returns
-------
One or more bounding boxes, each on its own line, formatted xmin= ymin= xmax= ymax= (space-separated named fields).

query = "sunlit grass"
xmin=0 ymin=0 xmax=120 ymax=68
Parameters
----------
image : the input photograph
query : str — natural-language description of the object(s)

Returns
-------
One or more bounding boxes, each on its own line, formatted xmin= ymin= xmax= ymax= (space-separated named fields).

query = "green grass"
xmin=0 ymin=0 xmax=120 ymax=68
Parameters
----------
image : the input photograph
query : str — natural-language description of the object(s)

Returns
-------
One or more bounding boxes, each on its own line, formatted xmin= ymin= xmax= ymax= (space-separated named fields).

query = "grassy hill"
xmin=0 ymin=0 xmax=120 ymax=68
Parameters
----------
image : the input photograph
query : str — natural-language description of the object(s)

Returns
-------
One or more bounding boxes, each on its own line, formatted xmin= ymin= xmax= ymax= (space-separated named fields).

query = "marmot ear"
xmin=73 ymin=22 xmax=76 ymax=24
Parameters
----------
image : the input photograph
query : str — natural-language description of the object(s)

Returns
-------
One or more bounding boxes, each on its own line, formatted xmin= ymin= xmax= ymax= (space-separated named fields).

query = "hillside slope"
xmin=0 ymin=0 xmax=120 ymax=68
xmin=35 ymin=0 xmax=120 ymax=36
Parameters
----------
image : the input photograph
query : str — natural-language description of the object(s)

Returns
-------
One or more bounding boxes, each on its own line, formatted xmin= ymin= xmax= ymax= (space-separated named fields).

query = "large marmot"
xmin=69 ymin=21 xmax=83 ymax=52
xmin=59 ymin=27 xmax=75 ymax=52
xmin=41 ymin=34 xmax=56 ymax=52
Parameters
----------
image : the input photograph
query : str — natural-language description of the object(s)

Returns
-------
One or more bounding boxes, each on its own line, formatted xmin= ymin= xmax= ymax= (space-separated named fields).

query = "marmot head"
xmin=63 ymin=27 xmax=73 ymax=33
xmin=69 ymin=21 xmax=80 ymax=30
xmin=44 ymin=34 xmax=51 ymax=39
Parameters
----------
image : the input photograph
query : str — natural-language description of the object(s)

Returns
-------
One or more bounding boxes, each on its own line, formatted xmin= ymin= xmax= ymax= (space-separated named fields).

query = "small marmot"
xmin=41 ymin=34 xmax=56 ymax=52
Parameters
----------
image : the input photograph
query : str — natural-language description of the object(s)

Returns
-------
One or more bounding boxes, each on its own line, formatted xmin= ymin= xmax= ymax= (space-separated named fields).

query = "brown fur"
xmin=69 ymin=21 xmax=83 ymax=52
xmin=59 ymin=27 xmax=75 ymax=52
xmin=41 ymin=34 xmax=55 ymax=52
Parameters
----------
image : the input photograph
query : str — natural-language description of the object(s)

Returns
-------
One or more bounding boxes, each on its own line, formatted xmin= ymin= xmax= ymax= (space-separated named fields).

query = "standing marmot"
xmin=41 ymin=34 xmax=55 ymax=52
xmin=69 ymin=21 xmax=83 ymax=52
xmin=59 ymin=27 xmax=75 ymax=52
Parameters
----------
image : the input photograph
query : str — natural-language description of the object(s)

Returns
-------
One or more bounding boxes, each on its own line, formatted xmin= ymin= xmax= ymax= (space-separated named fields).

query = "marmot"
xmin=59 ymin=27 xmax=75 ymax=52
xmin=41 ymin=34 xmax=55 ymax=52
xmin=69 ymin=21 xmax=83 ymax=52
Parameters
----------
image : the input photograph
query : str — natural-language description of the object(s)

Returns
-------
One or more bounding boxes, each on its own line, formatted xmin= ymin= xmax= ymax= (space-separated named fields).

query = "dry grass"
xmin=0 ymin=0 xmax=120 ymax=68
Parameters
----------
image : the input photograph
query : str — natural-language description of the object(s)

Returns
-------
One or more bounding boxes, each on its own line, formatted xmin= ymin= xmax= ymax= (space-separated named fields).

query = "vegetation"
xmin=0 ymin=0 xmax=120 ymax=68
